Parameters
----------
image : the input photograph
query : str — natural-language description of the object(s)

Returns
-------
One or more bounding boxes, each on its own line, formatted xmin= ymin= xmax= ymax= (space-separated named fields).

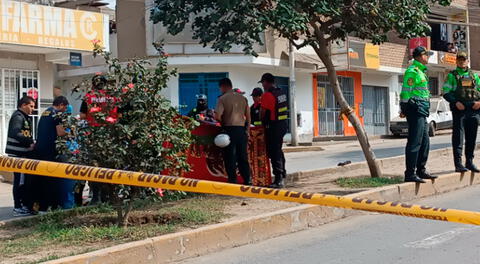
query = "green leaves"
xmin=150 ymin=0 xmax=451 ymax=53
xmin=56 ymin=42 xmax=197 ymax=213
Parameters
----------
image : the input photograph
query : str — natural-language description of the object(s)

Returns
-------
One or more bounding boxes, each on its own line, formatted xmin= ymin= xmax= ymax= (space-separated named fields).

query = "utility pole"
xmin=289 ymin=41 xmax=299 ymax=146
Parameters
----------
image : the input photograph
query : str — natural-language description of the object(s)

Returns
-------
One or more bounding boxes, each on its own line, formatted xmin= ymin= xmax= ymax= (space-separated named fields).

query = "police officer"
xmin=250 ymin=87 xmax=263 ymax=126
xmin=6 ymin=96 xmax=36 ymax=216
xmin=260 ymin=73 xmax=288 ymax=188
xmin=442 ymin=51 xmax=480 ymax=173
xmin=188 ymin=94 xmax=215 ymax=122
xmin=400 ymin=46 xmax=437 ymax=183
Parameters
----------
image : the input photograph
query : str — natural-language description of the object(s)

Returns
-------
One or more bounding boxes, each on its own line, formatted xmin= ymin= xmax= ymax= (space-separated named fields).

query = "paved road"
xmin=182 ymin=184 xmax=480 ymax=264
xmin=286 ymin=131 xmax=480 ymax=173
xmin=0 ymin=181 xmax=11 ymax=221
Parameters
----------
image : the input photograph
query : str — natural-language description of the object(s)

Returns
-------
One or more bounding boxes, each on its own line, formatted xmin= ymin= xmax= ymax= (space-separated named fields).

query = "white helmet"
xmin=214 ymin=133 xmax=230 ymax=148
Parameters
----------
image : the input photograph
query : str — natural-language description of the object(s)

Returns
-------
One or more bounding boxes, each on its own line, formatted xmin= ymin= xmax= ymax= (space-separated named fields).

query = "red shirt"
xmin=84 ymin=90 xmax=118 ymax=126
xmin=260 ymin=92 xmax=276 ymax=120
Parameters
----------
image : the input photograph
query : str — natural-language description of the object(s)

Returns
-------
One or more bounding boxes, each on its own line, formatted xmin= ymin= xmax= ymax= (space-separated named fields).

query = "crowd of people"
xmin=188 ymin=73 xmax=289 ymax=188
xmin=8 ymin=72 xmax=289 ymax=216
xmin=9 ymin=45 xmax=480 ymax=215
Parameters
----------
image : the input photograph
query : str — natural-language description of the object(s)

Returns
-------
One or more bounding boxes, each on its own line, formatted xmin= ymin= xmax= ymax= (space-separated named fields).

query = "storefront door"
xmin=0 ymin=69 xmax=40 ymax=154
xmin=362 ymin=85 xmax=388 ymax=135
xmin=178 ymin=72 xmax=228 ymax=115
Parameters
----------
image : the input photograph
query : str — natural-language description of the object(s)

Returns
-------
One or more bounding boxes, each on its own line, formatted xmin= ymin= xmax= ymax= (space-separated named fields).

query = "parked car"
xmin=390 ymin=97 xmax=452 ymax=137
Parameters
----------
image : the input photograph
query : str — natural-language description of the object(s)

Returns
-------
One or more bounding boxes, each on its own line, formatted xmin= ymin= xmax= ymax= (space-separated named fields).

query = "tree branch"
xmin=320 ymin=18 xmax=340 ymax=32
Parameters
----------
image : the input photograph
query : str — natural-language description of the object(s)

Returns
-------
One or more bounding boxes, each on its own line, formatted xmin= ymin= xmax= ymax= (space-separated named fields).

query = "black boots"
xmin=269 ymin=178 xmax=285 ymax=189
xmin=466 ymin=159 xmax=480 ymax=173
xmin=418 ymin=171 xmax=438 ymax=180
xmin=405 ymin=175 xmax=426 ymax=183
xmin=455 ymin=165 xmax=469 ymax=173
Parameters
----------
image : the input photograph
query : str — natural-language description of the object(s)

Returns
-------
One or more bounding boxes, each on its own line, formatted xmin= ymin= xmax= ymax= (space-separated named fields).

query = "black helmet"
xmin=92 ymin=74 xmax=107 ymax=90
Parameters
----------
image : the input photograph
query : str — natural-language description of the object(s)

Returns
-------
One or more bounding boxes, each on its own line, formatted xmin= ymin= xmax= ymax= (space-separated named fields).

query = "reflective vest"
xmin=85 ymin=90 xmax=118 ymax=126
xmin=452 ymin=70 xmax=480 ymax=102
xmin=400 ymin=60 xmax=430 ymax=103
xmin=250 ymin=103 xmax=262 ymax=126
xmin=270 ymin=88 xmax=288 ymax=122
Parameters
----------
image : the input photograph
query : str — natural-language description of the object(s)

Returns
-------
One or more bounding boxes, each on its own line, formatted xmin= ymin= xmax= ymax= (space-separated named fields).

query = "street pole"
xmin=289 ymin=41 xmax=299 ymax=146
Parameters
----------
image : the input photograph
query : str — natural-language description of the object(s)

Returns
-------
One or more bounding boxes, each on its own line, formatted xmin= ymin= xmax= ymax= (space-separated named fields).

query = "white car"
xmin=389 ymin=98 xmax=453 ymax=137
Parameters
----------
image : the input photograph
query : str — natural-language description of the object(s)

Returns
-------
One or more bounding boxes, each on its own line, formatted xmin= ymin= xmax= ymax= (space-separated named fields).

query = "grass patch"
xmin=0 ymin=195 xmax=227 ymax=264
xmin=336 ymin=176 xmax=403 ymax=188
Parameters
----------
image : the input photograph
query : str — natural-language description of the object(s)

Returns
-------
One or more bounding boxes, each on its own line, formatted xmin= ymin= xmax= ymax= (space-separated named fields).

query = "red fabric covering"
xmin=184 ymin=122 xmax=272 ymax=186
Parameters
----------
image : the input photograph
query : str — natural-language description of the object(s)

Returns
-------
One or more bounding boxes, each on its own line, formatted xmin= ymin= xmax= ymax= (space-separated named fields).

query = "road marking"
xmin=404 ymin=227 xmax=480 ymax=249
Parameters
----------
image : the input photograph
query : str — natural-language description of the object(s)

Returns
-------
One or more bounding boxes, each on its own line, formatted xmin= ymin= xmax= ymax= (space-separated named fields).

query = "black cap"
xmin=251 ymin=87 xmax=263 ymax=96
xmin=258 ymin=73 xmax=275 ymax=83
xmin=92 ymin=74 xmax=107 ymax=90
xmin=412 ymin=46 xmax=433 ymax=58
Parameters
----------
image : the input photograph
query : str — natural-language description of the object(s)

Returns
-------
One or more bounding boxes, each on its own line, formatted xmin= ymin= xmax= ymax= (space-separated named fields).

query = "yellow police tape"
xmin=1 ymin=156 xmax=480 ymax=225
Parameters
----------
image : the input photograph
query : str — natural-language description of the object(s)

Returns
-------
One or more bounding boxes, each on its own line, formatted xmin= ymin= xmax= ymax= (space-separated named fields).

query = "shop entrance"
xmin=0 ymin=69 xmax=40 ymax=154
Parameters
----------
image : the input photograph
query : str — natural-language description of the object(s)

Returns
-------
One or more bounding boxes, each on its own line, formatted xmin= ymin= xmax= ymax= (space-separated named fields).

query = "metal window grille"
xmin=317 ymin=75 xmax=354 ymax=135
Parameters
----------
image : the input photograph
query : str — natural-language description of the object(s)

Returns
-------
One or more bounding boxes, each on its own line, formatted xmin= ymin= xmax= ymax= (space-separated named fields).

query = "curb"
xmin=46 ymin=170 xmax=479 ymax=264
xmin=286 ymin=146 xmax=457 ymax=184
xmin=283 ymin=146 xmax=324 ymax=153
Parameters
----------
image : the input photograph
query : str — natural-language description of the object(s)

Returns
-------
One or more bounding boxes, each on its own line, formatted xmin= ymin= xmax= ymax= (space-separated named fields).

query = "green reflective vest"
xmin=400 ymin=60 xmax=430 ymax=103
xmin=442 ymin=67 xmax=480 ymax=103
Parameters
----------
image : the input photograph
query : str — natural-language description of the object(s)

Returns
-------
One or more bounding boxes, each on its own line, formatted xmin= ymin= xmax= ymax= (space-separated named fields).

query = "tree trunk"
xmin=313 ymin=40 xmax=382 ymax=178
xmin=116 ymin=199 xmax=134 ymax=227
xmin=114 ymin=187 xmax=137 ymax=228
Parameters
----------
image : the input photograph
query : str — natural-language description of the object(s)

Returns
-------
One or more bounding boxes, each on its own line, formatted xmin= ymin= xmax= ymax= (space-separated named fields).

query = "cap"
xmin=412 ymin=46 xmax=433 ymax=58
xmin=92 ymin=74 xmax=107 ymax=89
xmin=258 ymin=73 xmax=275 ymax=83
xmin=196 ymin=94 xmax=207 ymax=100
xmin=233 ymin=88 xmax=245 ymax=94
xmin=251 ymin=87 xmax=263 ymax=96
xmin=457 ymin=51 xmax=468 ymax=59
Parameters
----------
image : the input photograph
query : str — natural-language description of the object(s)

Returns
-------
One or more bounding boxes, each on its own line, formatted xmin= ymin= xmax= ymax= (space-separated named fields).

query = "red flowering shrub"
xmin=57 ymin=42 xmax=197 ymax=226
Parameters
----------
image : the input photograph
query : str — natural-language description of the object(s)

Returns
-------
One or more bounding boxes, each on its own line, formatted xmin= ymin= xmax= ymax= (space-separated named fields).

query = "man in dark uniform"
xmin=188 ymin=94 xmax=215 ymax=122
xmin=250 ymin=87 xmax=263 ymax=126
xmin=442 ymin=51 xmax=480 ymax=173
xmin=400 ymin=46 xmax=437 ymax=183
xmin=34 ymin=96 xmax=69 ymax=211
xmin=6 ymin=96 xmax=35 ymax=216
xmin=260 ymin=73 xmax=288 ymax=188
